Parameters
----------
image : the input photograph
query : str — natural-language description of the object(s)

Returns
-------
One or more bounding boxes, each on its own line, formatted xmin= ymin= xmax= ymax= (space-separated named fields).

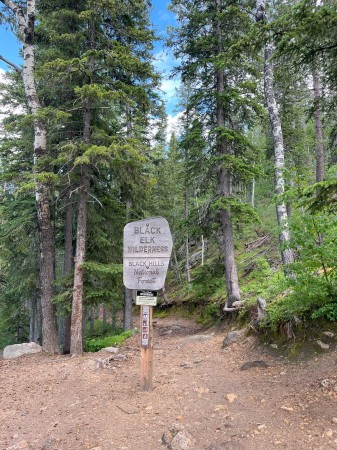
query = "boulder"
xmin=101 ymin=346 xmax=119 ymax=353
xmin=183 ymin=335 xmax=213 ymax=344
xmin=222 ymin=330 xmax=245 ymax=348
xmin=3 ymin=342 xmax=42 ymax=360
xmin=240 ymin=360 xmax=268 ymax=371
xmin=316 ymin=340 xmax=330 ymax=350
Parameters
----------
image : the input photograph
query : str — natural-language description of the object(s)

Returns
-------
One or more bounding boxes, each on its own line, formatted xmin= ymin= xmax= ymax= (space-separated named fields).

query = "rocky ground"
xmin=1 ymin=316 xmax=337 ymax=450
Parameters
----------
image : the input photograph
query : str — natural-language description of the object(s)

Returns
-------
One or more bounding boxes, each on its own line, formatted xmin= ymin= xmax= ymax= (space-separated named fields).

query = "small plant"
xmin=85 ymin=330 xmax=133 ymax=352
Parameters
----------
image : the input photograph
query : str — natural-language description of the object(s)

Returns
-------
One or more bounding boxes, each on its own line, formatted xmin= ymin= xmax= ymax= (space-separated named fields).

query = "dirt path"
xmin=1 ymin=317 xmax=337 ymax=450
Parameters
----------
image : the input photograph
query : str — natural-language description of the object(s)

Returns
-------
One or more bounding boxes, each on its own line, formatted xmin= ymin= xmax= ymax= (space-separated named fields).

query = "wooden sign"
xmin=136 ymin=290 xmax=157 ymax=306
xmin=140 ymin=305 xmax=153 ymax=391
xmin=123 ymin=217 xmax=173 ymax=290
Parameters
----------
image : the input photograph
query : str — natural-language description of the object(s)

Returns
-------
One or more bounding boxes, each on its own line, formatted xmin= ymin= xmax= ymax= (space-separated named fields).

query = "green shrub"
xmin=85 ymin=330 xmax=133 ymax=352
xmin=263 ymin=211 xmax=337 ymax=329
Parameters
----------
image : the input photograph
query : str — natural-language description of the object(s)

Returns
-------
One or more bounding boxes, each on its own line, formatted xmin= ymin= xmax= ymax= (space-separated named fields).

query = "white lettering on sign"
xmin=136 ymin=291 xmax=157 ymax=306
xmin=123 ymin=217 xmax=173 ymax=290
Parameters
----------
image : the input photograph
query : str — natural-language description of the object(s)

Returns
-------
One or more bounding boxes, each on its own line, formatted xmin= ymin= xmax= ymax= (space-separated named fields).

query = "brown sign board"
xmin=123 ymin=217 xmax=173 ymax=290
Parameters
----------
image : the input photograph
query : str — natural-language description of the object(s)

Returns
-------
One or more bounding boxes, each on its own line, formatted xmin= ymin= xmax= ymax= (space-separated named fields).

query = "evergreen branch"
xmin=0 ymin=55 xmax=21 ymax=73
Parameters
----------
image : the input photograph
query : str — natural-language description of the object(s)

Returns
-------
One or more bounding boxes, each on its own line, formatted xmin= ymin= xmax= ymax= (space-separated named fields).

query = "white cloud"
xmin=167 ymin=111 xmax=184 ymax=141
xmin=153 ymin=50 xmax=182 ymax=115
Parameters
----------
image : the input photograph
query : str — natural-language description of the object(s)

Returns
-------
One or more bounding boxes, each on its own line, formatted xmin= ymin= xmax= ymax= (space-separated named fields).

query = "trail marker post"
xmin=123 ymin=217 xmax=173 ymax=391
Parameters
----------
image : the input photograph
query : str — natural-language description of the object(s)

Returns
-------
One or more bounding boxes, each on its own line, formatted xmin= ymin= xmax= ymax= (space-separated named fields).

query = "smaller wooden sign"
xmin=136 ymin=290 xmax=157 ymax=306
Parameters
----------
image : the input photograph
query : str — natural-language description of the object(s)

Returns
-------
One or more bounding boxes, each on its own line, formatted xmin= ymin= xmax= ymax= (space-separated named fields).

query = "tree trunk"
xmin=90 ymin=305 xmax=95 ymax=336
xmin=111 ymin=301 xmax=117 ymax=333
xmin=36 ymin=181 xmax=59 ymax=352
xmin=185 ymin=187 xmax=191 ymax=285
xmin=1 ymin=0 xmax=59 ymax=353
xmin=173 ymin=248 xmax=181 ymax=282
xmin=102 ymin=304 xmax=107 ymax=334
xmin=61 ymin=187 xmax=73 ymax=353
xmin=215 ymin=0 xmax=240 ymax=307
xmin=29 ymin=295 xmax=42 ymax=344
xmin=313 ymin=67 xmax=324 ymax=182
xmin=264 ymin=43 xmax=294 ymax=266
xmin=256 ymin=0 xmax=294 ymax=266
xmin=124 ymin=198 xmax=133 ymax=331
xmin=70 ymin=100 xmax=91 ymax=356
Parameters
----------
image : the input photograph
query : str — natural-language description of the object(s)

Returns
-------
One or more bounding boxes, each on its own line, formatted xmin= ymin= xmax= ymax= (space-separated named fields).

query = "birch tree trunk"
xmin=313 ymin=67 xmax=324 ymax=182
xmin=215 ymin=0 xmax=241 ymax=307
xmin=184 ymin=187 xmax=191 ymax=285
xmin=256 ymin=0 xmax=294 ymax=266
xmin=1 ymin=0 xmax=59 ymax=352
xmin=70 ymin=102 xmax=91 ymax=356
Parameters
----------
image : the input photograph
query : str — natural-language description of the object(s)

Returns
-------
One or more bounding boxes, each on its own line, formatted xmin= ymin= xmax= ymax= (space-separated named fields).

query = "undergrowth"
xmin=85 ymin=330 xmax=133 ymax=352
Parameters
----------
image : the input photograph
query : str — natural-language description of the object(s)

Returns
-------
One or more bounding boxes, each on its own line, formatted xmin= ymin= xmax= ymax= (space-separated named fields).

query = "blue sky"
xmin=0 ymin=1 xmax=180 ymax=116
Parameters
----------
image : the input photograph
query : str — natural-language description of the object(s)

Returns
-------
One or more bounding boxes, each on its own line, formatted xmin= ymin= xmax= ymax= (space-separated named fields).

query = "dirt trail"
xmin=1 ymin=316 xmax=337 ymax=450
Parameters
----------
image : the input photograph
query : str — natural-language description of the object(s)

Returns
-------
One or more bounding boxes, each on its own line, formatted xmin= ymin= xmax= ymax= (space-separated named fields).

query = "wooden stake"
xmin=140 ymin=305 xmax=153 ymax=391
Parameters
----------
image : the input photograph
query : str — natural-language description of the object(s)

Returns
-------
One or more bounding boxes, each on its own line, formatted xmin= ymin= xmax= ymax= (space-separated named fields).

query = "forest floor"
xmin=1 ymin=316 xmax=337 ymax=450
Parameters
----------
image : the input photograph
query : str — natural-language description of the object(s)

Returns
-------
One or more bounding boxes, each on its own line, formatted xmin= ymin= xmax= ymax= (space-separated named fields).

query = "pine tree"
xmin=169 ymin=0 xmax=260 ymax=308
xmin=0 ymin=0 xmax=59 ymax=353
xmin=35 ymin=0 xmax=158 ymax=354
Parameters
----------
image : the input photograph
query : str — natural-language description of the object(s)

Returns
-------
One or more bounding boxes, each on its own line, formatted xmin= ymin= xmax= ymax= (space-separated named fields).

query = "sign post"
xmin=123 ymin=217 xmax=173 ymax=392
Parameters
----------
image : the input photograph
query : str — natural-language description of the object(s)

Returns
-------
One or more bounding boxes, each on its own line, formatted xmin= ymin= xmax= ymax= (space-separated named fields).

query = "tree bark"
xmin=215 ymin=0 xmax=240 ymax=307
xmin=124 ymin=198 xmax=133 ymax=331
xmin=0 ymin=0 xmax=59 ymax=352
xmin=90 ymin=305 xmax=95 ymax=336
xmin=70 ymin=101 xmax=91 ymax=356
xmin=313 ymin=67 xmax=324 ymax=182
xmin=29 ymin=295 xmax=42 ymax=344
xmin=184 ymin=187 xmax=191 ymax=285
xmin=61 ymin=184 xmax=73 ymax=353
xmin=256 ymin=0 xmax=294 ymax=266
xmin=102 ymin=304 xmax=107 ymax=334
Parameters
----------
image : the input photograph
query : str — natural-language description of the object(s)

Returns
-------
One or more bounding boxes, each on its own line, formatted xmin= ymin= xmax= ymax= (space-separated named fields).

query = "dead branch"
xmin=245 ymin=234 xmax=270 ymax=251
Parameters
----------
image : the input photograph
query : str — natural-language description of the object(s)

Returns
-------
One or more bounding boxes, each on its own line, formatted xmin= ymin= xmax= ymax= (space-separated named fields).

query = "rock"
xmin=226 ymin=393 xmax=238 ymax=403
xmin=332 ymin=417 xmax=337 ymax=424
xmin=270 ymin=344 xmax=278 ymax=349
xmin=169 ymin=430 xmax=196 ymax=450
xmin=222 ymin=330 xmax=245 ymax=348
xmin=180 ymin=362 xmax=192 ymax=368
xmin=240 ymin=360 xmax=268 ymax=371
xmin=113 ymin=353 xmax=127 ymax=361
xmin=213 ymin=404 xmax=228 ymax=414
xmin=281 ymin=406 xmax=294 ymax=412
xmin=322 ymin=331 xmax=335 ymax=338
xmin=161 ymin=330 xmax=173 ymax=336
xmin=183 ymin=335 xmax=213 ymax=344
xmin=193 ymin=358 xmax=203 ymax=364
xmin=162 ymin=430 xmax=175 ymax=445
xmin=170 ymin=325 xmax=184 ymax=331
xmin=40 ymin=437 xmax=60 ymax=450
xmin=101 ymin=346 xmax=119 ymax=353
xmin=6 ymin=441 xmax=31 ymax=450
xmin=316 ymin=340 xmax=330 ymax=350
xmin=320 ymin=379 xmax=337 ymax=389
xmin=3 ymin=343 xmax=42 ymax=360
